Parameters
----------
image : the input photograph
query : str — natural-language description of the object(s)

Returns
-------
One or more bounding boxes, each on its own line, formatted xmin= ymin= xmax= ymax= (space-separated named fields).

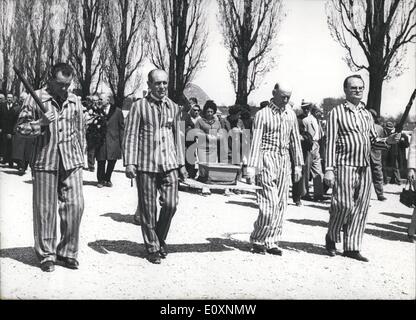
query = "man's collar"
xmin=148 ymin=93 xmax=169 ymax=107
xmin=40 ymin=88 xmax=77 ymax=104
xmin=345 ymin=100 xmax=365 ymax=111
xmin=269 ymin=100 xmax=288 ymax=114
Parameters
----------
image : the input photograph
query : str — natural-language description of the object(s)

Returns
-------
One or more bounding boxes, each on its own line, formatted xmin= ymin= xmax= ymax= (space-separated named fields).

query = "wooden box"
xmin=198 ymin=163 xmax=241 ymax=185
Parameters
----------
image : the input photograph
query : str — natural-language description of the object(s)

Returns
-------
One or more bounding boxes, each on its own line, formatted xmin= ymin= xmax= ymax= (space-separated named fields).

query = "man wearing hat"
xmin=301 ymin=101 xmax=324 ymax=201
xmin=368 ymin=109 xmax=386 ymax=200
xmin=382 ymin=121 xmax=402 ymax=185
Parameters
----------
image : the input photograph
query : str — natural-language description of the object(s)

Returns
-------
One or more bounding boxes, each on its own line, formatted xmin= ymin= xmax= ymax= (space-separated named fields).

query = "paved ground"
xmin=0 ymin=162 xmax=415 ymax=300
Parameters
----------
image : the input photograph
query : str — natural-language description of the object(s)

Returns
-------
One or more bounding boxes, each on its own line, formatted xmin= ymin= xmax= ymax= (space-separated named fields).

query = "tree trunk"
xmin=366 ymin=67 xmax=384 ymax=115
xmin=236 ymin=59 xmax=249 ymax=105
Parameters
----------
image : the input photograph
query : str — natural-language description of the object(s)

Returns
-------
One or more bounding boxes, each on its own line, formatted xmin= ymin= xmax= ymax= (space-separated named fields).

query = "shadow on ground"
xmin=225 ymin=200 xmax=258 ymax=209
xmin=83 ymin=180 xmax=98 ymax=186
xmin=365 ymin=227 xmax=409 ymax=242
xmin=287 ymin=218 xmax=328 ymax=228
xmin=101 ymin=212 xmax=138 ymax=225
xmin=87 ymin=238 xmax=236 ymax=259
xmin=379 ymin=212 xmax=412 ymax=220
xmin=1 ymin=170 xmax=24 ymax=176
xmin=0 ymin=246 xmax=38 ymax=268
xmin=88 ymin=236 xmax=329 ymax=259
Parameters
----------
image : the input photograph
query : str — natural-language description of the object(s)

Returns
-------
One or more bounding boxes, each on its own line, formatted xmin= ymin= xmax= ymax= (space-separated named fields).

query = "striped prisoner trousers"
xmin=327 ymin=165 xmax=372 ymax=251
xmin=250 ymin=152 xmax=291 ymax=249
xmin=136 ymin=169 xmax=179 ymax=253
xmin=32 ymin=164 xmax=84 ymax=264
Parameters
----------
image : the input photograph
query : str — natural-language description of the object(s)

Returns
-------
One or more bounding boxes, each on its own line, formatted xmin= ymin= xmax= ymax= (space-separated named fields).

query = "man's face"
xmin=7 ymin=95 xmax=13 ymax=103
xmin=344 ymin=77 xmax=364 ymax=102
xmin=273 ymin=87 xmax=292 ymax=108
xmin=91 ymin=96 xmax=99 ymax=107
xmin=148 ymin=71 xmax=168 ymax=100
xmin=99 ymin=95 xmax=109 ymax=106
xmin=190 ymin=106 xmax=200 ymax=118
xmin=49 ymin=71 xmax=72 ymax=99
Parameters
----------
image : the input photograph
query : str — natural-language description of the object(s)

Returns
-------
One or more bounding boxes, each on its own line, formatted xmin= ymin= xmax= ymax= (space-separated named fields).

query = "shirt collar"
xmin=148 ymin=93 xmax=169 ymax=108
xmin=269 ymin=100 xmax=288 ymax=114
xmin=345 ymin=100 xmax=365 ymax=112
xmin=39 ymin=88 xmax=77 ymax=104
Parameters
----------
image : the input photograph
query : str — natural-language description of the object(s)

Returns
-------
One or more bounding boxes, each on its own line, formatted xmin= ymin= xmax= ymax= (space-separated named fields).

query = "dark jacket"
xmin=0 ymin=102 xmax=19 ymax=134
xmin=95 ymin=105 xmax=124 ymax=161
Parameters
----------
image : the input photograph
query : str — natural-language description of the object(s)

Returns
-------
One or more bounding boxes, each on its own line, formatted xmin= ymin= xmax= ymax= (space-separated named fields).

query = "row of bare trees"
xmin=1 ymin=0 xmax=415 ymax=114
xmin=0 ymin=0 xmax=286 ymax=108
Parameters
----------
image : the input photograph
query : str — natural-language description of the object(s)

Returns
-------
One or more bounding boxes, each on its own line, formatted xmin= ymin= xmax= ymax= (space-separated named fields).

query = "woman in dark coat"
xmin=195 ymin=100 xmax=224 ymax=164
xmin=95 ymin=94 xmax=124 ymax=187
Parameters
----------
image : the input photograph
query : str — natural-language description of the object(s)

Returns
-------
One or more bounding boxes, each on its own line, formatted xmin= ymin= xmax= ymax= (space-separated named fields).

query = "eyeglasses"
xmin=349 ymin=86 xmax=364 ymax=91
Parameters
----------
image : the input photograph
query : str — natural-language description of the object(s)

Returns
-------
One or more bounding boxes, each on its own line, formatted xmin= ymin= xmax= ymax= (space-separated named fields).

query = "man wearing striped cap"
xmin=324 ymin=75 xmax=400 ymax=262
xmin=247 ymin=81 xmax=303 ymax=255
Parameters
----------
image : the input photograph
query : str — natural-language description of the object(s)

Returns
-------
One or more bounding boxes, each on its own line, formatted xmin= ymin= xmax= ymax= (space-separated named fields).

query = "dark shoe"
xmin=105 ymin=181 xmax=113 ymax=187
xmin=40 ymin=261 xmax=55 ymax=272
xmin=147 ymin=252 xmax=161 ymax=264
xmin=343 ymin=251 xmax=369 ymax=262
xmin=97 ymin=182 xmax=104 ymax=188
xmin=325 ymin=234 xmax=336 ymax=256
xmin=57 ymin=256 xmax=79 ymax=269
xmin=266 ymin=248 xmax=282 ymax=256
xmin=159 ymin=245 xmax=168 ymax=259
xmin=407 ymin=234 xmax=416 ymax=243
xmin=314 ymin=196 xmax=325 ymax=202
xmin=295 ymin=200 xmax=302 ymax=206
xmin=88 ymin=167 xmax=95 ymax=172
xmin=251 ymin=244 xmax=266 ymax=255
xmin=377 ymin=195 xmax=387 ymax=201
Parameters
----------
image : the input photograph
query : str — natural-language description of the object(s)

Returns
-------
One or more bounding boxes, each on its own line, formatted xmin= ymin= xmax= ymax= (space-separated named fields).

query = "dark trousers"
xmin=292 ymin=165 xmax=306 ymax=202
xmin=87 ymin=144 xmax=96 ymax=170
xmin=97 ymin=160 xmax=116 ymax=183
xmin=1 ymin=134 xmax=13 ymax=165
xmin=136 ymin=169 xmax=179 ymax=253
xmin=370 ymin=151 xmax=384 ymax=197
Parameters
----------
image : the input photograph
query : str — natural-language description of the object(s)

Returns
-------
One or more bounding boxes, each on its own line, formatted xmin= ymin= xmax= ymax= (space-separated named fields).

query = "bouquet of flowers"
xmin=84 ymin=101 xmax=107 ymax=147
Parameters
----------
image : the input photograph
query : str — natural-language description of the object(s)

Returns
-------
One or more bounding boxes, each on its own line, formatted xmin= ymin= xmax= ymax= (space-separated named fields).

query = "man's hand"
xmin=178 ymin=166 xmax=188 ymax=182
xmin=125 ymin=164 xmax=137 ymax=179
xmin=408 ymin=168 xmax=415 ymax=181
xmin=6 ymin=134 xmax=12 ymax=139
xmin=386 ymin=133 xmax=401 ymax=145
xmin=324 ymin=169 xmax=335 ymax=187
xmin=39 ymin=111 xmax=56 ymax=126
xmin=246 ymin=166 xmax=256 ymax=185
xmin=294 ymin=166 xmax=302 ymax=182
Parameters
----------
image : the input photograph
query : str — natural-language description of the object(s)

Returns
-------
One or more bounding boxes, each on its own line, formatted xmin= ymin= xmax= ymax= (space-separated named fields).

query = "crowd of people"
xmin=1 ymin=63 xmax=415 ymax=271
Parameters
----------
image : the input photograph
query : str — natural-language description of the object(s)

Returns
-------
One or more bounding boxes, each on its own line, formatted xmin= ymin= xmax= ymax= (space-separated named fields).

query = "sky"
xmin=140 ymin=0 xmax=415 ymax=118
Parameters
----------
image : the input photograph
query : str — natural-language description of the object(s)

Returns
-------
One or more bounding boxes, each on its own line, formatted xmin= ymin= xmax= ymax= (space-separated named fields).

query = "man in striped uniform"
xmin=324 ymin=75 xmax=400 ymax=262
xmin=247 ymin=81 xmax=303 ymax=255
xmin=16 ymin=63 xmax=86 ymax=272
xmin=123 ymin=69 xmax=186 ymax=264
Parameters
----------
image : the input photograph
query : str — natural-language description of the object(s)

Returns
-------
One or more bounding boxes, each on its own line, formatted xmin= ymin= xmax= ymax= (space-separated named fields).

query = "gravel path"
xmin=0 ymin=162 xmax=414 ymax=299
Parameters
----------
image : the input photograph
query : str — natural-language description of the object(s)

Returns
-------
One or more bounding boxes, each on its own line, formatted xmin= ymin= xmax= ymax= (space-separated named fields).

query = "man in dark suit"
xmin=0 ymin=94 xmax=18 ymax=167
xmin=95 ymin=93 xmax=124 ymax=188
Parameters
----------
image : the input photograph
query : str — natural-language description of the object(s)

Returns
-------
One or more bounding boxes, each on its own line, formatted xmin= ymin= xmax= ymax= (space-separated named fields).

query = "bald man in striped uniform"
xmin=16 ymin=63 xmax=86 ymax=272
xmin=123 ymin=69 xmax=186 ymax=264
xmin=247 ymin=82 xmax=303 ymax=255
xmin=324 ymin=75 xmax=400 ymax=262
